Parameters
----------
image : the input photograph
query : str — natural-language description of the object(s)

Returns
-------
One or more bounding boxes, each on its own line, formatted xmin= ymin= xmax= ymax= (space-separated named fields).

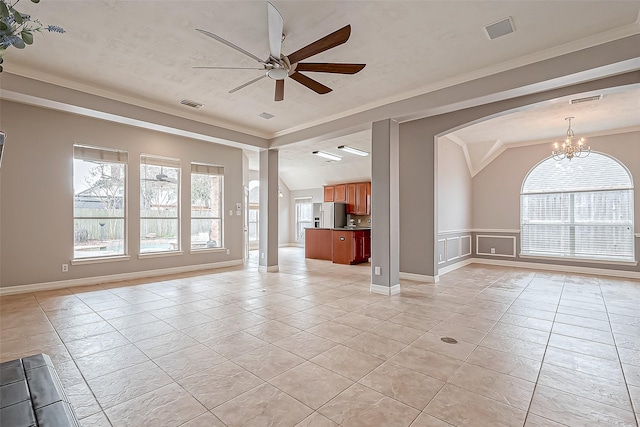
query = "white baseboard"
xmin=258 ymin=265 xmax=279 ymax=273
xmin=370 ymin=283 xmax=401 ymax=295
xmin=279 ymin=243 xmax=303 ymax=248
xmin=0 ymin=259 xmax=244 ymax=296
xmin=438 ymin=258 xmax=475 ymax=276
xmin=399 ymin=272 xmax=439 ymax=283
xmin=470 ymin=258 xmax=640 ymax=280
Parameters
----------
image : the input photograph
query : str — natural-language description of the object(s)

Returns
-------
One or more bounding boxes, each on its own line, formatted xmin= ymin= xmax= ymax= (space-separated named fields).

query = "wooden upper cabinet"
xmin=334 ymin=184 xmax=347 ymax=202
xmin=346 ymin=183 xmax=357 ymax=213
xmin=324 ymin=186 xmax=334 ymax=202
xmin=326 ymin=182 xmax=370 ymax=213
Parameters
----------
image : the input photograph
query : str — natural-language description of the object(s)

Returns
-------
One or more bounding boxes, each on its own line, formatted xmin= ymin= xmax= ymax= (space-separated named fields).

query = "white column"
xmin=258 ymin=149 xmax=279 ymax=272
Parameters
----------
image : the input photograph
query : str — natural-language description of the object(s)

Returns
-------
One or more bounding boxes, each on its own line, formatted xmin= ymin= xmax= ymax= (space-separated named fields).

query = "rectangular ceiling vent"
xmin=570 ymin=95 xmax=602 ymax=104
xmin=258 ymin=112 xmax=275 ymax=120
xmin=484 ymin=17 xmax=515 ymax=40
xmin=180 ymin=99 xmax=204 ymax=109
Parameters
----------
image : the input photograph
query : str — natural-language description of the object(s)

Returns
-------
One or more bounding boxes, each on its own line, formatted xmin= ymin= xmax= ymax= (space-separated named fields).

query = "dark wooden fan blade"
xmin=287 ymin=25 xmax=351 ymax=65
xmin=289 ymin=72 xmax=332 ymax=94
xmin=275 ymin=79 xmax=284 ymax=101
xmin=295 ymin=63 xmax=365 ymax=74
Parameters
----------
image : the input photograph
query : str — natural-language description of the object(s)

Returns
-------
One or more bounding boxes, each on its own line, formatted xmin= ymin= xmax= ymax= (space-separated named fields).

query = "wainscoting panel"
xmin=476 ymin=235 xmax=517 ymax=257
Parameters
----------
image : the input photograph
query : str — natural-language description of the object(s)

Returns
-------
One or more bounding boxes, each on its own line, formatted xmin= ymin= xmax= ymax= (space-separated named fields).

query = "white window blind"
xmin=521 ymin=153 xmax=634 ymax=262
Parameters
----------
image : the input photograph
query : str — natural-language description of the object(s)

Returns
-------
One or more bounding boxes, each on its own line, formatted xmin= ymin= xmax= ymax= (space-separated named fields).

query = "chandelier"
xmin=551 ymin=117 xmax=590 ymax=161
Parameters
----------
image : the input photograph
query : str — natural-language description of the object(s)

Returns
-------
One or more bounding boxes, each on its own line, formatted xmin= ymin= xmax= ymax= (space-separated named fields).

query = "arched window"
xmin=521 ymin=153 xmax=634 ymax=262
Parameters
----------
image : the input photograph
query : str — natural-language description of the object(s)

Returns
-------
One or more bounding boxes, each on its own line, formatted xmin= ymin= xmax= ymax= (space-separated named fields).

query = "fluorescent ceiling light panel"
xmin=338 ymin=145 xmax=369 ymax=156
xmin=312 ymin=151 xmax=342 ymax=161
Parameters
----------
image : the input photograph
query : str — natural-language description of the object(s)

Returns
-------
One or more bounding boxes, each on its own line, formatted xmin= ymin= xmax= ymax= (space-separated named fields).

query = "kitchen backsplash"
xmin=348 ymin=214 xmax=371 ymax=226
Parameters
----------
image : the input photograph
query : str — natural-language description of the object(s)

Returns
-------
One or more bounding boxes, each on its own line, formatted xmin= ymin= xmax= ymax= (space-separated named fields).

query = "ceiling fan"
xmin=194 ymin=2 xmax=365 ymax=101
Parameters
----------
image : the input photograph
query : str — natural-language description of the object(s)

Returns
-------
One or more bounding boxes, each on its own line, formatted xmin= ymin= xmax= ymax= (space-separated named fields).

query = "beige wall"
xmin=472 ymin=131 xmax=640 ymax=230
xmin=437 ymin=138 xmax=472 ymax=233
xmin=0 ymin=101 xmax=245 ymax=288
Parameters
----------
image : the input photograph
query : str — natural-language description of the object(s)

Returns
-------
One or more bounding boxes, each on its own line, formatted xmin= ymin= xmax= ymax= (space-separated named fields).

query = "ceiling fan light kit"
xmin=195 ymin=2 xmax=365 ymax=101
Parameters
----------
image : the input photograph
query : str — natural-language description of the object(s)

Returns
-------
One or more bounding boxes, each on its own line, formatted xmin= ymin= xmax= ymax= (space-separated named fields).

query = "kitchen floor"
xmin=2 ymin=248 xmax=640 ymax=426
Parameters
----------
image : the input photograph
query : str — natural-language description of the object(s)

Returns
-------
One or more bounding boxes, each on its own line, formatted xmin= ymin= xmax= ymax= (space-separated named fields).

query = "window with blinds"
xmin=191 ymin=163 xmax=224 ymax=250
xmin=140 ymin=155 xmax=181 ymax=253
xmin=73 ymin=145 xmax=127 ymax=259
xmin=521 ymin=153 xmax=634 ymax=262
xmin=295 ymin=198 xmax=313 ymax=242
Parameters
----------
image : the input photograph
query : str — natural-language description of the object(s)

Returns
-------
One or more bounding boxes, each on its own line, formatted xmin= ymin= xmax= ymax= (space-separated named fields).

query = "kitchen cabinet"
xmin=334 ymin=184 xmax=347 ymax=202
xmin=305 ymin=229 xmax=332 ymax=260
xmin=346 ymin=182 xmax=371 ymax=215
xmin=332 ymin=229 xmax=371 ymax=265
xmin=323 ymin=186 xmax=334 ymax=202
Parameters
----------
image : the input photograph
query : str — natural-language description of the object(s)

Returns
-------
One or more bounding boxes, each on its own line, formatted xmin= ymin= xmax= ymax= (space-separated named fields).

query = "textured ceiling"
xmin=6 ymin=1 xmax=640 ymax=139
xmin=4 ymin=1 xmax=640 ymax=191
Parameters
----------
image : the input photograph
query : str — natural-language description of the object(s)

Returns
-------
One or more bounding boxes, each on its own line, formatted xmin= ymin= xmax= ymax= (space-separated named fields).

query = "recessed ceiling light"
xmin=258 ymin=112 xmax=275 ymax=119
xmin=338 ymin=145 xmax=369 ymax=156
xmin=179 ymin=99 xmax=204 ymax=109
xmin=312 ymin=151 xmax=342 ymax=161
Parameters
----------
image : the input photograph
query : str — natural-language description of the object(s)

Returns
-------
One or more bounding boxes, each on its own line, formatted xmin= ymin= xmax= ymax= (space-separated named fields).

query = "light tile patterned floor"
xmin=2 ymin=248 xmax=640 ymax=426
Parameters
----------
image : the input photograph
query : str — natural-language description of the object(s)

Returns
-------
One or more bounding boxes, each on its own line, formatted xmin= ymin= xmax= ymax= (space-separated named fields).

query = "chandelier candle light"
xmin=551 ymin=117 xmax=590 ymax=161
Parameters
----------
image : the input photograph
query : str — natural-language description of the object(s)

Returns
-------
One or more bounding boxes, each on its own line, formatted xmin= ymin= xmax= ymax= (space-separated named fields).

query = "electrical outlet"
xmin=439 ymin=254 xmax=443 ymax=261
xmin=357 ymin=219 xmax=361 ymax=224
xmin=226 ymin=249 xmax=230 ymax=255
xmin=261 ymin=252 xmax=265 ymax=259
xmin=229 ymin=210 xmax=233 ymax=216
xmin=374 ymin=266 xmax=381 ymax=275
xmin=61 ymin=264 xmax=69 ymax=272
xmin=491 ymin=248 xmax=496 ymax=254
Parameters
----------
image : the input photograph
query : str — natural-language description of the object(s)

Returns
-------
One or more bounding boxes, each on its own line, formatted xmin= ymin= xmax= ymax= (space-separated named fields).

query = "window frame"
xmin=139 ymin=154 xmax=182 ymax=256
xmin=294 ymin=197 xmax=313 ymax=242
xmin=190 ymin=163 xmax=224 ymax=252
xmin=72 ymin=144 xmax=128 ymax=262
xmin=520 ymin=152 xmax=635 ymax=263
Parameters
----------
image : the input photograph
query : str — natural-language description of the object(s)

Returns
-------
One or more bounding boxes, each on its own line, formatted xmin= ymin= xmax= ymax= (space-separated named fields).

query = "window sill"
xmin=138 ymin=251 xmax=183 ymax=260
xmin=71 ymin=255 xmax=131 ymax=266
xmin=190 ymin=248 xmax=227 ymax=254
xmin=519 ymin=254 xmax=637 ymax=266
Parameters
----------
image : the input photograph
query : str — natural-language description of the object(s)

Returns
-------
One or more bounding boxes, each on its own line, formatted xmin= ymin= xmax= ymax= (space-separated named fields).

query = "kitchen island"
xmin=305 ymin=227 xmax=371 ymax=265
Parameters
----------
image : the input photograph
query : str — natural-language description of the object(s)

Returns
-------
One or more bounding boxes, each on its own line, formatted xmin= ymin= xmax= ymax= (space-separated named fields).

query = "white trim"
xmin=476 ymin=235 xmax=517 ymax=258
xmin=446 ymin=236 xmax=461 ymax=261
xmin=370 ymin=284 xmax=401 ymax=295
xmin=279 ymin=243 xmax=302 ymax=248
xmin=438 ymin=229 xmax=472 ymax=235
xmin=258 ymin=265 xmax=279 ymax=273
xmin=0 ymin=259 xmax=244 ymax=296
xmin=468 ymin=258 xmax=640 ymax=280
xmin=138 ymin=251 xmax=184 ymax=259
xmin=71 ymin=255 xmax=131 ymax=266
xmin=438 ymin=258 xmax=474 ymax=276
xmin=519 ymin=254 xmax=637 ymax=267
xmin=461 ymin=235 xmax=472 ymax=257
xmin=399 ymin=272 xmax=438 ymax=283
xmin=437 ymin=239 xmax=447 ymax=265
xmin=189 ymin=248 xmax=226 ymax=255
xmin=471 ymin=229 xmax=520 ymax=233
xmin=636 ymin=233 xmax=640 ymax=238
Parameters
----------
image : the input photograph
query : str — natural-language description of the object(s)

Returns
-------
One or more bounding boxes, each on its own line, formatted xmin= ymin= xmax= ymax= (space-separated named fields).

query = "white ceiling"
xmin=4 ymin=1 xmax=640 ymax=190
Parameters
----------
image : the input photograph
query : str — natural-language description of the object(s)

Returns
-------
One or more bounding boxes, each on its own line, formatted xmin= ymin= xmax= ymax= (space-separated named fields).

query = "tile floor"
xmin=2 ymin=248 xmax=640 ymax=426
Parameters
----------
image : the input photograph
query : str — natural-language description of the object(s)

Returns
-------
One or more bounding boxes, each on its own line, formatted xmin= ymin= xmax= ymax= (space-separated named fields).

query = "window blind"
xmin=74 ymin=145 xmax=127 ymax=163
xmin=140 ymin=155 xmax=181 ymax=168
xmin=191 ymin=163 xmax=224 ymax=175
xmin=521 ymin=153 xmax=634 ymax=262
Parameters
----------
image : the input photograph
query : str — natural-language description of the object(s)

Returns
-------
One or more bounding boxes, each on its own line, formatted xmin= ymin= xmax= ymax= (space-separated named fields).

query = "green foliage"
xmin=0 ymin=0 xmax=64 ymax=70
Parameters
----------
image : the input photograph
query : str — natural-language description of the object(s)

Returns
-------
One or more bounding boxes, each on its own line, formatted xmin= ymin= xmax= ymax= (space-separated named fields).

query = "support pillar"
xmin=258 ymin=149 xmax=279 ymax=272
xmin=370 ymin=119 xmax=400 ymax=295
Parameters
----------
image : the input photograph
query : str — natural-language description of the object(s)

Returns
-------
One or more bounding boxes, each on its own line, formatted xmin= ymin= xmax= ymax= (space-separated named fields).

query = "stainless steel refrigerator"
xmin=314 ymin=202 xmax=347 ymax=228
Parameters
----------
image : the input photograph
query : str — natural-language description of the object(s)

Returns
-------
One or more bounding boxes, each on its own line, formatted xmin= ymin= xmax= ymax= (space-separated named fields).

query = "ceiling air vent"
xmin=258 ymin=112 xmax=275 ymax=120
xmin=180 ymin=99 xmax=204 ymax=109
xmin=570 ymin=95 xmax=602 ymax=104
xmin=484 ymin=17 xmax=515 ymax=40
